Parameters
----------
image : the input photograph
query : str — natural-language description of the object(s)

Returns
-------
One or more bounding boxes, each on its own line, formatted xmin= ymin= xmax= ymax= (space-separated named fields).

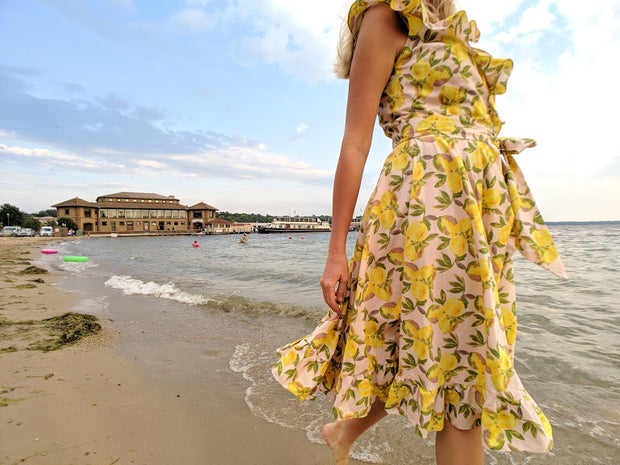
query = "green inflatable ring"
xmin=63 ymin=256 xmax=89 ymax=262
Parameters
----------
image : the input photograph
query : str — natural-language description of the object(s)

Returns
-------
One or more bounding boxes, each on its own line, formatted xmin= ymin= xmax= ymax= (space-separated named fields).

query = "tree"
xmin=33 ymin=209 xmax=56 ymax=217
xmin=0 ymin=203 xmax=24 ymax=228
xmin=22 ymin=216 xmax=42 ymax=230
xmin=216 ymin=211 xmax=274 ymax=223
xmin=57 ymin=217 xmax=79 ymax=231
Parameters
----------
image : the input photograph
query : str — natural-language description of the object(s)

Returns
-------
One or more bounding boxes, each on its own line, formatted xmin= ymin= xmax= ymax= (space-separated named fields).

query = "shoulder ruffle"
xmin=347 ymin=0 xmax=512 ymax=96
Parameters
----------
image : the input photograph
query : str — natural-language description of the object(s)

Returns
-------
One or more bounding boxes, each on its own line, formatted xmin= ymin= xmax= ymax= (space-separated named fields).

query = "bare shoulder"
xmin=359 ymin=3 xmax=408 ymax=51
xmin=361 ymin=3 xmax=408 ymax=36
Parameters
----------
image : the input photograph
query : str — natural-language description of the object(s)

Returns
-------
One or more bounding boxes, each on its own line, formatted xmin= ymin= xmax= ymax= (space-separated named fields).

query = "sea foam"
xmin=105 ymin=275 xmax=213 ymax=306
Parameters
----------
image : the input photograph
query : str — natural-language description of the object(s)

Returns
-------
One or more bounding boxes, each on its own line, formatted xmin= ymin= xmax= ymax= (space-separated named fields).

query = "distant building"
xmin=202 ymin=218 xmax=252 ymax=235
xmin=52 ymin=192 xmax=217 ymax=235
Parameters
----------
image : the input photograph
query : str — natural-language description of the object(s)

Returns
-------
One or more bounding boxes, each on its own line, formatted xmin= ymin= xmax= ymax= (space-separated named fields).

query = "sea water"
xmin=41 ymin=224 xmax=619 ymax=464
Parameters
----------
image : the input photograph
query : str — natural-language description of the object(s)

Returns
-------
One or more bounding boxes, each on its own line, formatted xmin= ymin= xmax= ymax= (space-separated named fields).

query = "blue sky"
xmin=1 ymin=0 xmax=619 ymax=220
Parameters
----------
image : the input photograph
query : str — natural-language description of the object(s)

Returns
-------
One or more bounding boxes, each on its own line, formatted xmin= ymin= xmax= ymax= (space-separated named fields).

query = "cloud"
xmin=169 ymin=145 xmax=331 ymax=181
xmin=0 ymin=70 xmax=332 ymax=184
xmin=167 ymin=8 xmax=215 ymax=33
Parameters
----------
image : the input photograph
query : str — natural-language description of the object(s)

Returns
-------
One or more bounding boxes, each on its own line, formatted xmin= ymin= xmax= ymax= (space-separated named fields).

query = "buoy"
xmin=301 ymin=236 xmax=305 ymax=239
xmin=288 ymin=236 xmax=292 ymax=239
xmin=192 ymin=244 xmax=199 ymax=248
xmin=40 ymin=249 xmax=58 ymax=254
xmin=63 ymin=256 xmax=89 ymax=262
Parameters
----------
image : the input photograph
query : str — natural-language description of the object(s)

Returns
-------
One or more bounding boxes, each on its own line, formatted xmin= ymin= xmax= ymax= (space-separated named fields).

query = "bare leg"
xmin=322 ymin=398 xmax=387 ymax=465
xmin=435 ymin=420 xmax=484 ymax=465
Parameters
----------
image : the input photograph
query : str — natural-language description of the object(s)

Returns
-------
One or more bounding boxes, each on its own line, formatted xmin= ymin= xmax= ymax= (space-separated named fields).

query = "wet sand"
xmin=0 ymin=237 xmax=361 ymax=465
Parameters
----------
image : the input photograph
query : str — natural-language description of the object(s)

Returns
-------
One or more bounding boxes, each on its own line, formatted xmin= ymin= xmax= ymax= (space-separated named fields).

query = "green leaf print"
xmin=436 ymin=253 xmax=454 ymax=272
xmin=469 ymin=329 xmax=485 ymax=347
xmin=435 ymin=190 xmax=452 ymax=210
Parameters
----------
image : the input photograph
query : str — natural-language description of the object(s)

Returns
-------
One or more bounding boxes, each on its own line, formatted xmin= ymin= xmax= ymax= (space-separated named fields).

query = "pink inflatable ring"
xmin=40 ymin=249 xmax=58 ymax=254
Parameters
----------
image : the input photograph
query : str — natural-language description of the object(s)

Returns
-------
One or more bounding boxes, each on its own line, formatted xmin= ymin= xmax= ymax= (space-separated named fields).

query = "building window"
xmin=194 ymin=211 xmax=203 ymax=219
xmin=174 ymin=221 xmax=178 ymax=226
xmin=118 ymin=209 xmax=125 ymax=218
xmin=102 ymin=221 xmax=107 ymax=226
xmin=141 ymin=210 xmax=148 ymax=218
xmin=119 ymin=221 xmax=125 ymax=226
xmin=65 ymin=208 xmax=69 ymax=215
xmin=84 ymin=209 xmax=91 ymax=217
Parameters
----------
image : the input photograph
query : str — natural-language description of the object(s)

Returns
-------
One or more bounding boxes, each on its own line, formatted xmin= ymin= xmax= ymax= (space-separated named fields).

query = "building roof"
xmin=96 ymin=192 xmax=178 ymax=201
xmin=95 ymin=201 xmax=188 ymax=209
xmin=52 ymin=197 xmax=97 ymax=208
xmin=205 ymin=218 xmax=232 ymax=226
xmin=188 ymin=202 xmax=218 ymax=211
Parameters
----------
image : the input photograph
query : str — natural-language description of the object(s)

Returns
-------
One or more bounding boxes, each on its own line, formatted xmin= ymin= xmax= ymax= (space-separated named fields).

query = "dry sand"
xmin=0 ymin=237 xmax=364 ymax=465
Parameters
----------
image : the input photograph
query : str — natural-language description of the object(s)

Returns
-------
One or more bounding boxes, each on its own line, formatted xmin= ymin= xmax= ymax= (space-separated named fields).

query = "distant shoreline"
xmin=546 ymin=220 xmax=620 ymax=225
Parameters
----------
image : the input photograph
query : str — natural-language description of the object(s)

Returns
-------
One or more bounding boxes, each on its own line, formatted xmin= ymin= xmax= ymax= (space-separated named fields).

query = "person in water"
xmin=272 ymin=1 xmax=566 ymax=464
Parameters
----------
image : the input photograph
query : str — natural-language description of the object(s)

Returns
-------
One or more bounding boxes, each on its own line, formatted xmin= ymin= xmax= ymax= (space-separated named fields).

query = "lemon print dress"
xmin=272 ymin=0 xmax=567 ymax=453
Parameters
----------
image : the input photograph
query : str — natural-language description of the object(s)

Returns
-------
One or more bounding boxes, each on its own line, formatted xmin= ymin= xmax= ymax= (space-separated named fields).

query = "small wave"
xmin=104 ymin=275 xmax=323 ymax=319
xmin=105 ymin=275 xmax=214 ymax=306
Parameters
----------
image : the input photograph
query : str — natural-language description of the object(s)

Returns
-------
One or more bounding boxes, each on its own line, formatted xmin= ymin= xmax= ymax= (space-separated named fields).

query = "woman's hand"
xmin=320 ymin=252 xmax=350 ymax=314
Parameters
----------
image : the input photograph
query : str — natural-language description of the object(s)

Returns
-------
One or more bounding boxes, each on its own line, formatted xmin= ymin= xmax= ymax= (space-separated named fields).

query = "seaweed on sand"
xmin=0 ymin=313 xmax=102 ymax=353
xmin=18 ymin=266 xmax=48 ymax=275
xmin=28 ymin=312 xmax=101 ymax=351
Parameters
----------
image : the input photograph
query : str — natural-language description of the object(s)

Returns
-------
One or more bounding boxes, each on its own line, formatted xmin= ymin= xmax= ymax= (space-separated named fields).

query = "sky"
xmin=1 ymin=0 xmax=619 ymax=221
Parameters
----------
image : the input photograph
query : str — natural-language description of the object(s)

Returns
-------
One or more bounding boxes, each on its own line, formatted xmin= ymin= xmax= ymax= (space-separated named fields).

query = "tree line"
xmin=0 ymin=203 xmax=63 ymax=230
xmin=216 ymin=211 xmax=331 ymax=223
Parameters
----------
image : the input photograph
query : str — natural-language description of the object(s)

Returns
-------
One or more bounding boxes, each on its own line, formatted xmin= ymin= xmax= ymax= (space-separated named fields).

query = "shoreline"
xmin=0 ymin=237 xmax=359 ymax=465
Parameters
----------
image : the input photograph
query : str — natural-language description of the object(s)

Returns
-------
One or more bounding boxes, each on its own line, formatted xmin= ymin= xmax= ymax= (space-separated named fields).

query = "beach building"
xmin=202 ymin=218 xmax=252 ymax=235
xmin=52 ymin=192 xmax=217 ymax=235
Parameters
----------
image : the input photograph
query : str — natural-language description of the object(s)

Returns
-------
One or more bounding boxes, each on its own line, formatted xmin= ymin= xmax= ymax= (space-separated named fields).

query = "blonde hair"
xmin=334 ymin=0 xmax=457 ymax=79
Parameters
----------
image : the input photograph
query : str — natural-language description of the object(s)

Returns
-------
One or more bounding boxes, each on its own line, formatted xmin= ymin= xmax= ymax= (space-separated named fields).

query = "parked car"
xmin=40 ymin=226 xmax=53 ymax=237
xmin=17 ymin=228 xmax=35 ymax=237
xmin=2 ymin=226 xmax=21 ymax=236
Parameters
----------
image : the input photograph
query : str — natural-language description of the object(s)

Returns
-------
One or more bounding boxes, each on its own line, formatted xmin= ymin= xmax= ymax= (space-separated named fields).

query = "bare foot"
xmin=322 ymin=421 xmax=351 ymax=465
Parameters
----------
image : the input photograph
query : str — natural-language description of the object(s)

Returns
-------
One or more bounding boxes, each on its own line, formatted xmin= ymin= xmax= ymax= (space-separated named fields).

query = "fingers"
xmin=335 ymin=279 xmax=347 ymax=306
xmin=320 ymin=277 xmax=337 ymax=313
xmin=320 ymin=276 xmax=342 ymax=314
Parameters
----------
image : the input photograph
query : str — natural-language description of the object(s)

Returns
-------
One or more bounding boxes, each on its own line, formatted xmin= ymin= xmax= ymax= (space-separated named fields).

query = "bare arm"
xmin=320 ymin=4 xmax=407 ymax=313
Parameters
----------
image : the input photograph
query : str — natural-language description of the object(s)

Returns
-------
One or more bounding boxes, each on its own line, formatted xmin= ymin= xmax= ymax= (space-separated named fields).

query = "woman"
xmin=272 ymin=1 xmax=567 ymax=464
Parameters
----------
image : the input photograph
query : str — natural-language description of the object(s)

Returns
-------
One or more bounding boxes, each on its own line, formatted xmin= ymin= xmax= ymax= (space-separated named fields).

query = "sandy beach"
xmin=0 ymin=237 xmax=364 ymax=465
